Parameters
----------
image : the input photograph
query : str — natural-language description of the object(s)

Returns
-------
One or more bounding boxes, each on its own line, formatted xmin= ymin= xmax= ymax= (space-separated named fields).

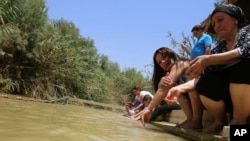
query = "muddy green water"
xmin=0 ymin=97 xmax=191 ymax=141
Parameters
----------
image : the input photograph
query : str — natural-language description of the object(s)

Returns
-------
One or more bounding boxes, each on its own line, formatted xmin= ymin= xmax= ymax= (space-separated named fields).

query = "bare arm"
xmin=187 ymin=49 xmax=241 ymax=79
xmin=165 ymin=79 xmax=198 ymax=103
xmin=133 ymin=102 xmax=143 ymax=112
xmin=172 ymin=78 xmax=198 ymax=92
xmin=131 ymin=108 xmax=146 ymax=119
xmin=147 ymin=62 xmax=189 ymax=111
xmin=141 ymin=62 xmax=189 ymax=125
xmin=207 ymin=49 xmax=241 ymax=65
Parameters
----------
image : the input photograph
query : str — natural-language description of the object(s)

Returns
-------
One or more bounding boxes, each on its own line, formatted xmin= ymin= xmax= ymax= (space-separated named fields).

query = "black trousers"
xmin=150 ymin=103 xmax=181 ymax=121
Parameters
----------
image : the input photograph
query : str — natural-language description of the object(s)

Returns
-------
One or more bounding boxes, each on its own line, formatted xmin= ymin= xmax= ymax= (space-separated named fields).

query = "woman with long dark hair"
xmin=142 ymin=47 xmax=204 ymax=129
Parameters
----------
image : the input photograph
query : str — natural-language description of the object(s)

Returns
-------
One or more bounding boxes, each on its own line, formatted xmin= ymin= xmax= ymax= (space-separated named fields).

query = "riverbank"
xmin=0 ymin=93 xmax=125 ymax=113
xmin=68 ymin=97 xmax=124 ymax=112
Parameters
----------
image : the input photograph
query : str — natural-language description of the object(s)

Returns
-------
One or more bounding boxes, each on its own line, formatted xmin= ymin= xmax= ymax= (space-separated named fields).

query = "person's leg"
xmin=200 ymin=95 xmax=227 ymax=133
xmin=150 ymin=105 xmax=168 ymax=121
xmin=176 ymin=93 xmax=193 ymax=127
xmin=150 ymin=103 xmax=181 ymax=121
xmin=181 ymin=90 xmax=203 ymax=129
xmin=230 ymin=83 xmax=250 ymax=124
xmin=166 ymin=102 xmax=181 ymax=110
xmin=229 ymin=59 xmax=250 ymax=124
xmin=195 ymin=70 xmax=230 ymax=133
xmin=150 ymin=106 xmax=164 ymax=121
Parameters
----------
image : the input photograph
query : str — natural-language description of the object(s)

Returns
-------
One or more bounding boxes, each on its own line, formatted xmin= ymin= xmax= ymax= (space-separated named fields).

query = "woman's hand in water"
xmin=141 ymin=108 xmax=152 ymax=127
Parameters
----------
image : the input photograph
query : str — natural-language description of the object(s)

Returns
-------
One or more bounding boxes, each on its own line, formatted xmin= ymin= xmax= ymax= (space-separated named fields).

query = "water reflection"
xmin=0 ymin=97 xmax=191 ymax=141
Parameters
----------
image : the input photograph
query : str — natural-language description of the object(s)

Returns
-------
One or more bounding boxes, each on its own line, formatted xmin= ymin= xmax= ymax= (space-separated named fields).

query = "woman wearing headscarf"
xmin=165 ymin=4 xmax=250 ymax=134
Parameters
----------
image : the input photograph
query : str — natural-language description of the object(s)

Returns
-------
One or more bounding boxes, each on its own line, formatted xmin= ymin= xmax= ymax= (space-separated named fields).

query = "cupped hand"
xmin=165 ymin=87 xmax=180 ymax=104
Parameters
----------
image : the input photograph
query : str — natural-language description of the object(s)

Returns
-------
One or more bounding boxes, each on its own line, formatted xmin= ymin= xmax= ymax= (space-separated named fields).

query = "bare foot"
xmin=180 ymin=120 xmax=202 ymax=130
xmin=176 ymin=119 xmax=191 ymax=127
xmin=202 ymin=122 xmax=226 ymax=134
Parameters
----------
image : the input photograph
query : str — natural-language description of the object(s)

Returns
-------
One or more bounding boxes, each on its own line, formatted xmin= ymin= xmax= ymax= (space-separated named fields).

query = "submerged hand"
xmin=141 ymin=108 xmax=152 ymax=127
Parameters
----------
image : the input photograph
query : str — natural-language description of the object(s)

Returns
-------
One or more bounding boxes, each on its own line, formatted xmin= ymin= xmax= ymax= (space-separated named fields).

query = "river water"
xmin=0 ymin=96 xmax=191 ymax=141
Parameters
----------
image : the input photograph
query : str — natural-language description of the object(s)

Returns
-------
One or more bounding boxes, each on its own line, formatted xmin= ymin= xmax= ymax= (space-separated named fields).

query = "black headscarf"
xmin=211 ymin=4 xmax=249 ymax=29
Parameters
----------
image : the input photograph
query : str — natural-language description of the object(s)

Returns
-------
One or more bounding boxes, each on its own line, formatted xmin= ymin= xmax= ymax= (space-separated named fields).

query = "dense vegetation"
xmin=0 ymin=0 xmax=152 ymax=105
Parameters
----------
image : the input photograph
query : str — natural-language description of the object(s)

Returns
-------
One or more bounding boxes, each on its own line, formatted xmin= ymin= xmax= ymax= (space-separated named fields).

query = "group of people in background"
xmin=124 ymin=3 xmax=250 ymax=135
xmin=124 ymin=86 xmax=181 ymax=121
